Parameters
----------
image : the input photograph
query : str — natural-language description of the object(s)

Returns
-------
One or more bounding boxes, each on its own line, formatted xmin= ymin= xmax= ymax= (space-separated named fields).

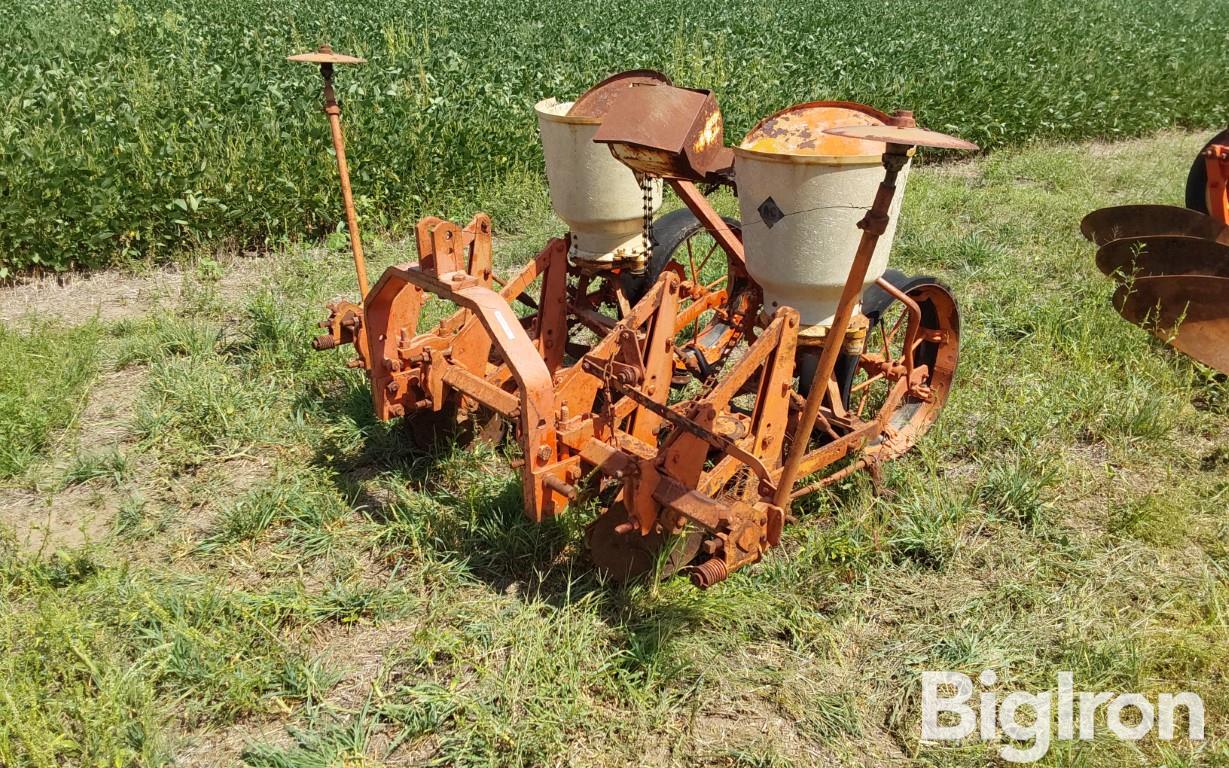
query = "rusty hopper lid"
xmin=824 ymin=123 xmax=979 ymax=151
xmin=287 ymin=45 xmax=365 ymax=64
xmin=737 ymin=101 xmax=893 ymax=165
xmin=536 ymin=70 xmax=672 ymax=126
xmin=569 ymin=70 xmax=672 ymax=120
xmin=592 ymin=83 xmax=733 ymax=181
xmin=1113 ymin=274 xmax=1229 ymax=374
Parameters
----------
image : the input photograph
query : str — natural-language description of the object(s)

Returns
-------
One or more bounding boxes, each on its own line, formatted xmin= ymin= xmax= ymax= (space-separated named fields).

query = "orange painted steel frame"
xmin=1204 ymin=143 xmax=1229 ymax=225
xmin=315 ymin=145 xmax=953 ymax=587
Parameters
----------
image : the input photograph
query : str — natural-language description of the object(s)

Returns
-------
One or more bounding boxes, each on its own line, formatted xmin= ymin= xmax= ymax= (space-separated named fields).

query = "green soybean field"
xmin=2 ymin=0 xmax=1227 ymax=274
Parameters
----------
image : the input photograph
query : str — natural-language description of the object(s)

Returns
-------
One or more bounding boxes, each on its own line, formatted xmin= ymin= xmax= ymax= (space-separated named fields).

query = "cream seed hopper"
xmin=735 ymin=102 xmax=910 ymax=332
xmin=535 ymin=72 xmax=667 ymax=269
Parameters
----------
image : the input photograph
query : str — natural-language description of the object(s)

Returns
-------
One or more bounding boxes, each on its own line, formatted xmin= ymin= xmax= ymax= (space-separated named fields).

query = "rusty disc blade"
xmin=1113 ymin=274 xmax=1229 ymax=373
xmin=1081 ymin=204 xmax=1229 ymax=246
xmin=822 ymin=124 xmax=978 ymax=150
xmin=288 ymin=45 xmax=365 ymax=65
xmin=568 ymin=69 xmax=672 ymax=120
xmin=586 ymin=505 xmax=702 ymax=583
xmin=1096 ymin=235 xmax=1229 ymax=278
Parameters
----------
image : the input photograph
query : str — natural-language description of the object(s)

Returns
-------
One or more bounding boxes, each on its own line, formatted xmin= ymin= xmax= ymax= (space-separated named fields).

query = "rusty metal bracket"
xmin=606 ymin=374 xmax=777 ymax=496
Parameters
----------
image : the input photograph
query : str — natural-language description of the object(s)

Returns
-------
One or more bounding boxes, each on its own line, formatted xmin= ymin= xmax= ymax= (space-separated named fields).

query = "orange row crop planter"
xmin=299 ymin=55 xmax=975 ymax=587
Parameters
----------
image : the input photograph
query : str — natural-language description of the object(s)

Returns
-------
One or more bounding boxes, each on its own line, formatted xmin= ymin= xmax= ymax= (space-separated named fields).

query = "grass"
xmin=0 ymin=321 xmax=101 ymax=479
xmin=1 ymin=130 xmax=1228 ymax=766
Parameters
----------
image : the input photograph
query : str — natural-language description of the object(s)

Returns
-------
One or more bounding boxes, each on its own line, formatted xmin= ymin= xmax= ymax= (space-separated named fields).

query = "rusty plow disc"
xmin=1113 ymin=275 xmax=1229 ymax=374
xmin=1095 ymin=235 xmax=1229 ymax=278
xmin=586 ymin=505 xmax=703 ymax=583
xmin=1081 ymin=204 xmax=1229 ymax=246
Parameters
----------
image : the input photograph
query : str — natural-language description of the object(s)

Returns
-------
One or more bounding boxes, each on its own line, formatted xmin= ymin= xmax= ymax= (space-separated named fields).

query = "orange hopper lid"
xmin=738 ymin=101 xmax=893 ymax=162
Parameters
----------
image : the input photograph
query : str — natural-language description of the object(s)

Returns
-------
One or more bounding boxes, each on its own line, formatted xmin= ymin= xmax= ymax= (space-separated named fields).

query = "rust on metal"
xmin=305 ymin=72 xmax=965 ymax=587
xmin=823 ymin=123 xmax=980 ymax=151
xmin=1114 ymin=275 xmax=1229 ymax=374
xmin=739 ymin=101 xmax=893 ymax=160
xmin=772 ymin=122 xmax=975 ymax=510
xmin=287 ymin=44 xmax=366 ymax=65
xmin=1083 ymin=134 xmax=1229 ymax=375
xmin=1080 ymin=204 xmax=1229 ymax=246
xmin=687 ymin=558 xmax=729 ymax=589
xmin=592 ymin=82 xmax=734 ymax=182
xmin=290 ymin=44 xmax=370 ymax=297
xmin=1203 ymin=142 xmax=1229 ymax=225
xmin=1095 ymin=236 xmax=1229 ymax=278
xmin=568 ymin=69 xmax=672 ymax=120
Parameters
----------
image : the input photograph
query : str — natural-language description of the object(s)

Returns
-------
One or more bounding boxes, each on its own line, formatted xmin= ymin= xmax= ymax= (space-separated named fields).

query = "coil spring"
xmin=688 ymin=558 xmax=729 ymax=589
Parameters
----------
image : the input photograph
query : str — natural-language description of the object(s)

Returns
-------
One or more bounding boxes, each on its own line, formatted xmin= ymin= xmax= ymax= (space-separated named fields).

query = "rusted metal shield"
xmin=1080 ymin=205 xmax=1229 ymax=246
xmin=287 ymin=45 xmax=365 ymax=65
xmin=1113 ymin=275 xmax=1229 ymax=373
xmin=568 ymin=69 xmax=672 ymax=120
xmin=822 ymin=124 xmax=978 ymax=151
xmin=1095 ymin=235 xmax=1229 ymax=278
xmin=593 ymin=83 xmax=733 ymax=180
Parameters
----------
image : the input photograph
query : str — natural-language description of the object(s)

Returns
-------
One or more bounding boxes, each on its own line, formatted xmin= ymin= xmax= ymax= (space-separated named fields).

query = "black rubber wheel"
xmin=1185 ymin=128 xmax=1229 ymax=214
xmin=621 ymin=208 xmax=743 ymax=304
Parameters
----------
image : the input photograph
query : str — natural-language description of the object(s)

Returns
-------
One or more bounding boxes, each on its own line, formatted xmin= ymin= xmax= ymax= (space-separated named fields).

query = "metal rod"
xmin=772 ymin=143 xmax=912 ymax=509
xmin=669 ymin=179 xmax=745 ymax=265
xmin=872 ymin=275 xmax=922 ymax=375
xmin=790 ymin=455 xmax=871 ymax=499
xmin=322 ymin=63 xmax=370 ymax=298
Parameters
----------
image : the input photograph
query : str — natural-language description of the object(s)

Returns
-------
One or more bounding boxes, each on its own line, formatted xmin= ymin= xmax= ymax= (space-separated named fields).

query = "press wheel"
xmin=854 ymin=274 xmax=960 ymax=457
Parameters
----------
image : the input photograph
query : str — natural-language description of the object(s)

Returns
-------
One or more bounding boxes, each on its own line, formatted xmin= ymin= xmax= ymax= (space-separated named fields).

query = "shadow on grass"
xmin=302 ymin=376 xmax=607 ymax=600
xmin=298 ymin=369 xmax=788 ymax=685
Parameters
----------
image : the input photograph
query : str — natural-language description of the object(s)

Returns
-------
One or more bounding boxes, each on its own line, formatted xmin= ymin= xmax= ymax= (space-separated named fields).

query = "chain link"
xmin=640 ymin=173 xmax=654 ymax=268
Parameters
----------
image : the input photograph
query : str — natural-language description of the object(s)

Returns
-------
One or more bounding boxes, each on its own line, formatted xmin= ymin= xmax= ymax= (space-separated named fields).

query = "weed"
xmin=0 ymin=322 xmax=100 ymax=479
xmin=62 ymin=448 xmax=128 ymax=488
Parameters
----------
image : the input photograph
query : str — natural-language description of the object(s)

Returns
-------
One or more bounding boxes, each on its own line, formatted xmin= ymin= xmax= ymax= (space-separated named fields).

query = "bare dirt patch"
xmin=311 ymin=619 xmax=420 ymax=710
xmin=174 ymin=719 xmax=293 ymax=768
xmin=0 ymin=256 xmax=267 ymax=328
xmin=2 ymin=366 xmax=149 ymax=553
xmin=0 ymin=484 xmax=117 ymax=553
xmin=75 ymin=366 xmax=146 ymax=446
